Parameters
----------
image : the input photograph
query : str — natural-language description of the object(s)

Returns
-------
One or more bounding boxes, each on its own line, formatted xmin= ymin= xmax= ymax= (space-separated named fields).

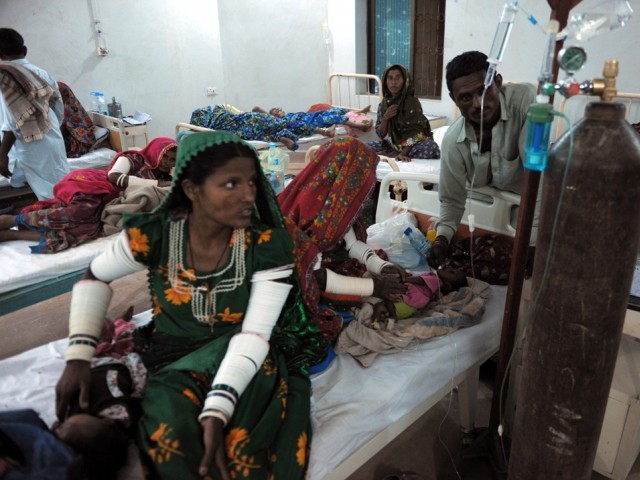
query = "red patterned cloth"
xmin=57 ymin=81 xmax=96 ymax=157
xmin=278 ymin=137 xmax=379 ymax=340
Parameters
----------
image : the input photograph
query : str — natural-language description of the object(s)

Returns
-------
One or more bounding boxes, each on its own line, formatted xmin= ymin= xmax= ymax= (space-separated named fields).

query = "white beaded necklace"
xmin=168 ymin=218 xmax=246 ymax=324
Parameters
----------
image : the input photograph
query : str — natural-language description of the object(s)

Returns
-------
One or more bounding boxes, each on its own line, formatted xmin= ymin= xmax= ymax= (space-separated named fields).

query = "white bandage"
xmin=344 ymin=227 xmax=390 ymax=274
xmin=65 ymin=280 xmax=113 ymax=361
xmin=243 ymin=279 xmax=292 ymax=340
xmin=90 ymin=231 xmax=146 ymax=283
xmin=109 ymin=156 xmax=131 ymax=176
xmin=324 ymin=269 xmax=374 ymax=297
xmin=199 ymin=332 xmax=269 ymax=424
xmin=126 ymin=175 xmax=158 ymax=187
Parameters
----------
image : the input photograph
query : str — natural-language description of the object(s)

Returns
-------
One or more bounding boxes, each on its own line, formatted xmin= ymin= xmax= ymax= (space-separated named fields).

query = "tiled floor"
xmin=346 ymin=360 xmax=640 ymax=480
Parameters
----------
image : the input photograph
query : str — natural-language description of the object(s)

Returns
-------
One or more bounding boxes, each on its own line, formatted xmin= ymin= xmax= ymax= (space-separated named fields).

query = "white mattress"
xmin=247 ymin=133 xmax=328 ymax=151
xmin=0 ymin=285 xmax=506 ymax=480
xmin=0 ymin=234 xmax=118 ymax=294
xmin=308 ymin=284 xmax=506 ymax=479
xmin=0 ymin=148 xmax=116 ymax=189
xmin=376 ymin=158 xmax=441 ymax=181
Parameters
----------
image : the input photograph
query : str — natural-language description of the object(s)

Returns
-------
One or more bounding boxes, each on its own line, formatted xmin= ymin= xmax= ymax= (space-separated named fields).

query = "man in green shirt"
xmin=427 ymin=51 xmax=536 ymax=268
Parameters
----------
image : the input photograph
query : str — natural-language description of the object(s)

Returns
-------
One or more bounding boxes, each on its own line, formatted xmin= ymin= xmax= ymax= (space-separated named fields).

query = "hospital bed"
xmin=0 ymin=147 xmax=119 ymax=315
xmin=0 ymin=169 xmax=517 ymax=479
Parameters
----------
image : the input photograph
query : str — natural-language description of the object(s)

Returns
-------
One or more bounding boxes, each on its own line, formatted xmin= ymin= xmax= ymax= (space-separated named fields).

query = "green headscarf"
xmin=380 ymin=64 xmax=432 ymax=147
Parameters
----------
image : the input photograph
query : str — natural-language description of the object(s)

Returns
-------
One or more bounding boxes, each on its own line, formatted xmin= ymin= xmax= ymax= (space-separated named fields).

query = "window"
xmin=367 ymin=0 xmax=446 ymax=99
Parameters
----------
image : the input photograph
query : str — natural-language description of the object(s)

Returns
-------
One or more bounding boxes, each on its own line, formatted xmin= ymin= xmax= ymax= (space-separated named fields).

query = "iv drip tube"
xmin=484 ymin=1 xmax=519 ymax=89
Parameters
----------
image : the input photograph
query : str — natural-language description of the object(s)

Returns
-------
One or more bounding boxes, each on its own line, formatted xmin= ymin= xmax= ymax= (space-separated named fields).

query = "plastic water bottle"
xmin=404 ymin=226 xmax=431 ymax=258
xmin=266 ymin=143 xmax=289 ymax=194
xmin=90 ymin=91 xmax=108 ymax=115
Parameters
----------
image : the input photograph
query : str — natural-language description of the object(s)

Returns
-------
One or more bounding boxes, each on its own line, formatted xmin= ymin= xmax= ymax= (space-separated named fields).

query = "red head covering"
xmin=277 ymin=137 xmax=379 ymax=339
xmin=109 ymin=136 xmax=178 ymax=171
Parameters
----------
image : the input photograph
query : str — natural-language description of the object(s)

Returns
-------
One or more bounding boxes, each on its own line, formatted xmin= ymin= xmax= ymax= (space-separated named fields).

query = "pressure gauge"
xmin=557 ymin=46 xmax=587 ymax=74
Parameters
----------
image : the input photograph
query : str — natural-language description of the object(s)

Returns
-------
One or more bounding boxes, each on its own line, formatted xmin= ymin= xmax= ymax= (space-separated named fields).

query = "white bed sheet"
xmin=0 ymin=234 xmax=118 ymax=294
xmin=307 ymin=284 xmax=506 ymax=479
xmin=0 ymin=148 xmax=116 ymax=189
xmin=374 ymin=125 xmax=448 ymax=181
xmin=0 ymin=285 xmax=505 ymax=479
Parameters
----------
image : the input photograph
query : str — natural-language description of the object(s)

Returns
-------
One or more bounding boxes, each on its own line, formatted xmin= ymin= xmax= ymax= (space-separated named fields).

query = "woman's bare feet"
xmin=279 ymin=137 xmax=295 ymax=150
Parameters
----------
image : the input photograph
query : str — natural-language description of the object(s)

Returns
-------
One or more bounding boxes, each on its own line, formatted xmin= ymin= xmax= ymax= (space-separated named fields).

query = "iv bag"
xmin=561 ymin=0 xmax=633 ymax=41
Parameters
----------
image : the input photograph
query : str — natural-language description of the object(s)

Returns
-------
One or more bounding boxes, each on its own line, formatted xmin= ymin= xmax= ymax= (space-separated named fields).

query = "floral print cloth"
xmin=57 ymin=81 xmax=96 ymax=158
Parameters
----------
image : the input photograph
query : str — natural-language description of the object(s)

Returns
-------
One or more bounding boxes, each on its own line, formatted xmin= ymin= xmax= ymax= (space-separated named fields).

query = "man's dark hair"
xmin=0 ymin=28 xmax=25 ymax=57
xmin=445 ymin=51 xmax=490 ymax=93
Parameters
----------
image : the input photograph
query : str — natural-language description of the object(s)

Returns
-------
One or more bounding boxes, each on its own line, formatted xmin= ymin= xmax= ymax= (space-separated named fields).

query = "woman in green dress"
xmin=54 ymin=131 xmax=327 ymax=479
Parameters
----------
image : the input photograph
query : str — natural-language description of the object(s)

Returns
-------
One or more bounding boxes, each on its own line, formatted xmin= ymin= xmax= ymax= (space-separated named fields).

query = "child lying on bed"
xmin=370 ymin=266 xmax=468 ymax=324
xmin=52 ymin=307 xmax=145 ymax=480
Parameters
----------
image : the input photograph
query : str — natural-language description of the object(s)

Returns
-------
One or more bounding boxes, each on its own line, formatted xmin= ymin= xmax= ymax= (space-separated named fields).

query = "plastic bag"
xmin=366 ymin=210 xmax=422 ymax=268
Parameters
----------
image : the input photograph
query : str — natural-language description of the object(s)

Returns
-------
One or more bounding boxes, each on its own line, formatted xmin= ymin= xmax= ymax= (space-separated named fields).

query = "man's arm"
xmin=436 ymin=140 xmax=468 ymax=242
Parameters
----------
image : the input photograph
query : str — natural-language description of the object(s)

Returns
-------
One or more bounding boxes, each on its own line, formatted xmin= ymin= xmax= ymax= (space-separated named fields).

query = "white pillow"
xmin=432 ymin=125 xmax=449 ymax=148
xmin=93 ymin=126 xmax=110 ymax=143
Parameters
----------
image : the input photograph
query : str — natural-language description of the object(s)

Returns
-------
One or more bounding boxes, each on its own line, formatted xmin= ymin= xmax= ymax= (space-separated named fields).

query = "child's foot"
xmin=359 ymin=105 xmax=371 ymax=114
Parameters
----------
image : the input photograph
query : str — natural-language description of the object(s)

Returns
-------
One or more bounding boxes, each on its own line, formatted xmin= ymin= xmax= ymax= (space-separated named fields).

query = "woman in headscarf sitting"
xmin=278 ymin=137 xmax=407 ymax=342
xmin=55 ymin=131 xmax=327 ymax=479
xmin=368 ymin=64 xmax=440 ymax=161
xmin=0 ymin=137 xmax=177 ymax=253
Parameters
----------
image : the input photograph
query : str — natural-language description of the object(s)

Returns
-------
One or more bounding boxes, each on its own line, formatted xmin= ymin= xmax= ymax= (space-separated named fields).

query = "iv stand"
xmin=459 ymin=1 xmax=583 ymax=478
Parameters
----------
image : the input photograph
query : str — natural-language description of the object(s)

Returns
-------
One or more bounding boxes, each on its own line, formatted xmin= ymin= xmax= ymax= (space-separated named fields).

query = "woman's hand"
xmin=371 ymin=273 xmax=407 ymax=301
xmin=199 ymin=417 xmax=231 ymax=479
xmin=382 ymin=105 xmax=399 ymax=121
xmin=381 ymin=263 xmax=409 ymax=282
xmin=55 ymin=360 xmax=92 ymax=421
xmin=396 ymin=153 xmax=411 ymax=162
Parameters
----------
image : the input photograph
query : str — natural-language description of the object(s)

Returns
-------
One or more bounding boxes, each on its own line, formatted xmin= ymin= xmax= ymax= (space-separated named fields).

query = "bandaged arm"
xmin=65 ymin=232 xmax=146 ymax=361
xmin=108 ymin=155 xmax=159 ymax=188
xmin=343 ymin=227 xmax=391 ymax=274
xmin=199 ymin=271 xmax=293 ymax=426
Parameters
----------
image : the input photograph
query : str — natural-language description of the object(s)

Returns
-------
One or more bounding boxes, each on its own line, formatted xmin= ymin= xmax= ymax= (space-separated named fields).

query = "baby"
xmin=372 ymin=266 xmax=468 ymax=322
xmin=53 ymin=307 xmax=145 ymax=480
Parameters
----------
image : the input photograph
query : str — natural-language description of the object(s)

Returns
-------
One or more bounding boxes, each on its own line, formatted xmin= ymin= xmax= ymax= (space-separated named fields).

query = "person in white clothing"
xmin=0 ymin=28 xmax=69 ymax=200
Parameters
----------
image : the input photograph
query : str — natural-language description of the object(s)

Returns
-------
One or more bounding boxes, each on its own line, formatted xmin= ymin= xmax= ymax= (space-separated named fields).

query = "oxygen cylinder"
xmin=508 ymin=101 xmax=640 ymax=479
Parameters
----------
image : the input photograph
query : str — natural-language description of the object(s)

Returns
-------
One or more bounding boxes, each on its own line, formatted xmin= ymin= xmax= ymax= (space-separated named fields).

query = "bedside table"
xmin=91 ymin=113 xmax=149 ymax=151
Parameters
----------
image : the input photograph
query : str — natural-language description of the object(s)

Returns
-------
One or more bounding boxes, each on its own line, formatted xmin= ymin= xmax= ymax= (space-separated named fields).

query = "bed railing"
xmin=328 ymin=73 xmax=383 ymax=113
xmin=376 ymin=172 xmax=521 ymax=238
xmin=554 ymin=91 xmax=640 ymax=140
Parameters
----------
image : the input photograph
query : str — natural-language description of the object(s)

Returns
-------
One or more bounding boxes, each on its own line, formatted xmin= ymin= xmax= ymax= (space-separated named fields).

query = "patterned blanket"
xmin=335 ymin=278 xmax=492 ymax=367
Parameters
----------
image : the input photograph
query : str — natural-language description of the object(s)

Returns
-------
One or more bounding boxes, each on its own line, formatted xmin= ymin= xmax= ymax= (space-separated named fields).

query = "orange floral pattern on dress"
xmin=148 ymin=423 xmax=184 ymax=465
xmin=262 ymin=359 xmax=276 ymax=376
xmin=181 ymin=388 xmax=201 ymax=407
xmin=225 ymin=428 xmax=260 ymax=478
xmin=164 ymin=280 xmax=191 ymax=305
xmin=243 ymin=231 xmax=252 ymax=251
xmin=217 ymin=307 xmax=243 ymax=324
xmin=128 ymin=228 xmax=150 ymax=256
xmin=257 ymin=229 xmax=272 ymax=245
xmin=296 ymin=432 xmax=308 ymax=467
xmin=152 ymin=295 xmax=161 ymax=316
xmin=276 ymin=378 xmax=288 ymax=419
